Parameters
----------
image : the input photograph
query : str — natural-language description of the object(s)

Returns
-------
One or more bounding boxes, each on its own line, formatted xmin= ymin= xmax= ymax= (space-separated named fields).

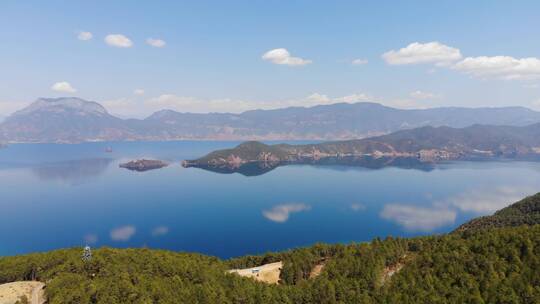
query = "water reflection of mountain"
xmin=191 ymin=156 xmax=435 ymax=176
xmin=32 ymin=158 xmax=113 ymax=183
xmin=303 ymin=156 xmax=435 ymax=171
xmin=195 ymin=161 xmax=279 ymax=176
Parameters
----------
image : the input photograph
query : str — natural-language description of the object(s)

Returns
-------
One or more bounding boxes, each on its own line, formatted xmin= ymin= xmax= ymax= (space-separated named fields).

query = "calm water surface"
xmin=1 ymin=141 xmax=539 ymax=258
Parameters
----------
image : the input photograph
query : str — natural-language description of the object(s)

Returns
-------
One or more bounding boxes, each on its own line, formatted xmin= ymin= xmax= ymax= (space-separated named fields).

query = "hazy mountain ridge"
xmin=184 ymin=124 xmax=540 ymax=169
xmin=2 ymin=97 xmax=540 ymax=143
xmin=11 ymin=97 xmax=108 ymax=117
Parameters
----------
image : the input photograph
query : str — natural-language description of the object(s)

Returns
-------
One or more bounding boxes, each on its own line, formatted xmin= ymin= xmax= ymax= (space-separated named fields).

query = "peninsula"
xmin=183 ymin=123 xmax=540 ymax=171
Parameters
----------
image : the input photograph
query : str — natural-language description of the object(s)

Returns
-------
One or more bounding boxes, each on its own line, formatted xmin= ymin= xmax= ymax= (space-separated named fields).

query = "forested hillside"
xmin=1 ymin=192 xmax=540 ymax=303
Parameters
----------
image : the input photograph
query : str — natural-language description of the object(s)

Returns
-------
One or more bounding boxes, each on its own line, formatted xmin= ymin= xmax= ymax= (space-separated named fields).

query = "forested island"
xmin=119 ymin=159 xmax=168 ymax=172
xmin=1 ymin=193 xmax=539 ymax=303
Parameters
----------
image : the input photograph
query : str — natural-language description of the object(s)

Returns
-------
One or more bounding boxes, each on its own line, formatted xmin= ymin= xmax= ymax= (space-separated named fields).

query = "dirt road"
xmin=228 ymin=261 xmax=283 ymax=284
xmin=0 ymin=281 xmax=45 ymax=304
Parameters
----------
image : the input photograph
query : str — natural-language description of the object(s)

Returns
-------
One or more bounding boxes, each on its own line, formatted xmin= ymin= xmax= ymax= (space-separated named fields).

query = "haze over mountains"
xmin=2 ymin=97 xmax=540 ymax=143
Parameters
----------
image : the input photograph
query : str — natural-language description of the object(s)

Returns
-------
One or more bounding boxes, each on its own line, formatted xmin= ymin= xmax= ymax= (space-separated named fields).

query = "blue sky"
xmin=1 ymin=0 xmax=539 ymax=117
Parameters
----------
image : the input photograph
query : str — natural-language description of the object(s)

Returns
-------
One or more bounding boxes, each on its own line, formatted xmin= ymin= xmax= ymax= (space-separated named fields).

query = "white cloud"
xmin=98 ymin=90 xmax=448 ymax=118
xmin=448 ymin=186 xmax=535 ymax=214
xmin=151 ymin=226 xmax=169 ymax=237
xmin=382 ymin=42 xmax=462 ymax=66
xmin=144 ymin=94 xmax=252 ymax=114
xmin=334 ymin=93 xmax=373 ymax=103
xmin=134 ymin=89 xmax=145 ymax=95
xmin=102 ymin=96 xmax=246 ymax=118
xmin=110 ymin=225 xmax=136 ymax=241
xmin=143 ymin=93 xmax=372 ymax=114
xmin=262 ymin=48 xmax=312 ymax=66
xmin=352 ymin=58 xmax=368 ymax=65
xmin=380 ymin=204 xmax=456 ymax=232
xmin=453 ymin=56 xmax=540 ymax=80
xmin=102 ymin=92 xmax=377 ymax=118
xmin=381 ymin=98 xmax=428 ymax=109
xmin=304 ymin=93 xmax=331 ymax=104
xmin=410 ymin=90 xmax=439 ymax=100
xmin=51 ymin=81 xmax=77 ymax=93
xmin=263 ymin=203 xmax=311 ymax=223
xmin=77 ymin=31 xmax=93 ymax=41
xmin=146 ymin=38 xmax=166 ymax=48
xmin=105 ymin=34 xmax=133 ymax=48
xmin=383 ymin=42 xmax=540 ymax=81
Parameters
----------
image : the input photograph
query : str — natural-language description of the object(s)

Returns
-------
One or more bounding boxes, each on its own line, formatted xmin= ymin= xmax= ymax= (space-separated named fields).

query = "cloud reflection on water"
xmin=380 ymin=204 xmax=456 ymax=232
xmin=380 ymin=185 xmax=536 ymax=232
xmin=350 ymin=203 xmax=366 ymax=211
xmin=110 ymin=225 xmax=136 ymax=241
xmin=263 ymin=203 xmax=311 ymax=223
xmin=32 ymin=158 xmax=112 ymax=184
xmin=151 ymin=226 xmax=169 ymax=237
xmin=84 ymin=233 xmax=98 ymax=245
xmin=447 ymin=186 xmax=535 ymax=214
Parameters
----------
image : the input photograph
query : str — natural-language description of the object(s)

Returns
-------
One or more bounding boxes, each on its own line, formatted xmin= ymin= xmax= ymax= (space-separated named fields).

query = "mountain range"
xmin=2 ymin=97 xmax=540 ymax=143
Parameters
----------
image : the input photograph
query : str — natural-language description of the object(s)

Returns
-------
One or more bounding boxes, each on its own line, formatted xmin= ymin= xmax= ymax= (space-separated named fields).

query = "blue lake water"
xmin=1 ymin=141 xmax=539 ymax=258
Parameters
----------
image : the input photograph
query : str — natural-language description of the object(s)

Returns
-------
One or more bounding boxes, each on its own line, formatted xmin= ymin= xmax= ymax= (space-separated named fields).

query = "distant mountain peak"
xmin=146 ymin=109 xmax=180 ymax=120
xmin=13 ymin=97 xmax=108 ymax=117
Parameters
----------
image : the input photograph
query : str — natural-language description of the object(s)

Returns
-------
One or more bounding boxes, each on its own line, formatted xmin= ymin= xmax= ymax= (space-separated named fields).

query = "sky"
xmin=1 ymin=0 xmax=540 ymax=118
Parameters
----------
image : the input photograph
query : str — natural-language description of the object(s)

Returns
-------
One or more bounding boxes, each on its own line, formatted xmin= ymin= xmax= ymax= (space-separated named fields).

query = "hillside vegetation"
xmin=1 ymin=193 xmax=540 ymax=303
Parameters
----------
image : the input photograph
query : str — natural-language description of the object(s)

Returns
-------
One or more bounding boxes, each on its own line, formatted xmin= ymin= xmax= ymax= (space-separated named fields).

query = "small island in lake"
xmin=119 ymin=159 xmax=168 ymax=172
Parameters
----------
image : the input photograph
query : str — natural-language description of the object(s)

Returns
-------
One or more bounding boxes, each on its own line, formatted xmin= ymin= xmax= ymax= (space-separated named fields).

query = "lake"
xmin=1 ymin=141 xmax=539 ymax=258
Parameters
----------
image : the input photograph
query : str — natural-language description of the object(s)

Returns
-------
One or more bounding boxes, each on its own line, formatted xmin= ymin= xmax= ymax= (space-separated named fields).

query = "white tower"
xmin=82 ymin=246 xmax=92 ymax=261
